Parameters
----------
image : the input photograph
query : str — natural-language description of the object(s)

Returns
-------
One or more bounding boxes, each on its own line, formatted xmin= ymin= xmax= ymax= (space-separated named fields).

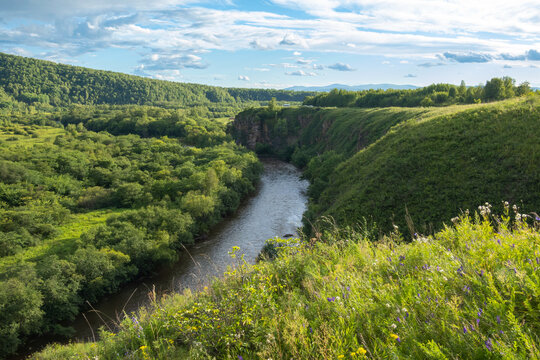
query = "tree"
xmin=483 ymin=78 xmax=505 ymax=101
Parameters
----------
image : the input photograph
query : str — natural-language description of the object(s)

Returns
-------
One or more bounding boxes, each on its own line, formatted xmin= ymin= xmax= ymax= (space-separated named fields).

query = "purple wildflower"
xmin=476 ymin=318 xmax=480 ymax=326
xmin=346 ymin=286 xmax=350 ymax=292
xmin=463 ymin=326 xmax=468 ymax=334
xmin=399 ymin=255 xmax=406 ymax=261
xmin=405 ymin=311 xmax=410 ymax=319
xmin=397 ymin=317 xmax=401 ymax=323
xmin=485 ymin=338 xmax=493 ymax=351
xmin=497 ymin=239 xmax=501 ymax=245
xmin=327 ymin=297 xmax=336 ymax=302
xmin=309 ymin=327 xmax=313 ymax=334
xmin=497 ymin=315 xmax=501 ymax=324
xmin=478 ymin=308 xmax=483 ymax=317
xmin=238 ymin=356 xmax=244 ymax=360
xmin=535 ymin=216 xmax=540 ymax=221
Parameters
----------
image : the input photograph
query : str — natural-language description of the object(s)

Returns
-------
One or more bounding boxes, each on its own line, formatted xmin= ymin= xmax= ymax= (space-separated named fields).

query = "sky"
xmin=1 ymin=0 xmax=539 ymax=89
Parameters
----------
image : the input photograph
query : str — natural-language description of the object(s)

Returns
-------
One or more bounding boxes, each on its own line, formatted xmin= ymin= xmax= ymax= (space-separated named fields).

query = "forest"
xmin=303 ymin=78 xmax=532 ymax=107
xmin=0 ymin=52 xmax=314 ymax=112
xmin=0 ymin=115 xmax=261 ymax=356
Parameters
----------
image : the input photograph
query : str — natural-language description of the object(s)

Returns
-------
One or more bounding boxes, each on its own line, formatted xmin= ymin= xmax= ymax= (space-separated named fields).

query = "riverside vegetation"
xmin=34 ymin=206 xmax=540 ymax=359
xmin=0 ymin=52 xmax=539 ymax=359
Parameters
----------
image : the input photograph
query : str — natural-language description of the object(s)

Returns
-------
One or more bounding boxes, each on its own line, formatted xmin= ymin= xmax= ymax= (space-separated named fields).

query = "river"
xmin=65 ymin=158 xmax=308 ymax=342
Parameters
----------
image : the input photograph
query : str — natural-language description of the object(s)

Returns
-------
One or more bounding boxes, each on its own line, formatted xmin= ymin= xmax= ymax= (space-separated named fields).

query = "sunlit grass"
xmin=0 ymin=209 xmax=125 ymax=272
xmin=0 ymin=125 xmax=64 ymax=147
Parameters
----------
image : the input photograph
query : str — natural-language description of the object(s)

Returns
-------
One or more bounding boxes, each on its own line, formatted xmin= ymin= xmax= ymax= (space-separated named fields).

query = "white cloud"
xmin=328 ymin=62 xmax=355 ymax=71
xmin=293 ymin=51 xmax=302 ymax=56
xmin=238 ymin=75 xmax=250 ymax=81
xmin=296 ymin=57 xmax=313 ymax=65
xmin=285 ymin=70 xmax=317 ymax=76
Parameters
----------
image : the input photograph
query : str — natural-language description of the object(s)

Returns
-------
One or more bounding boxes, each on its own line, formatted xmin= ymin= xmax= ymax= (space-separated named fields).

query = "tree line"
xmin=303 ymin=78 xmax=532 ymax=108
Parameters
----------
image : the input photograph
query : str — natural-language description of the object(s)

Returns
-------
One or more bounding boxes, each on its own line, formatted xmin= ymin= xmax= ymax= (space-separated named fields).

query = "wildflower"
xmin=327 ymin=297 xmax=336 ymax=302
xmin=390 ymin=323 xmax=397 ymax=329
xmin=357 ymin=347 xmax=367 ymax=356
xmin=536 ymin=216 xmax=540 ymax=222
xmin=346 ymin=286 xmax=350 ymax=292
xmin=485 ymin=338 xmax=493 ymax=351
xmin=496 ymin=315 xmax=501 ymax=324
xmin=478 ymin=308 xmax=483 ymax=317
xmin=238 ymin=356 xmax=244 ymax=360
xmin=476 ymin=318 xmax=480 ymax=326
xmin=390 ymin=333 xmax=401 ymax=343
xmin=397 ymin=317 xmax=401 ymax=323
xmin=463 ymin=326 xmax=467 ymax=334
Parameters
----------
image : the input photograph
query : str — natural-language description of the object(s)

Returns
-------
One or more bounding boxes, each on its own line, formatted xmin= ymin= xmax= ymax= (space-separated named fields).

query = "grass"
xmin=0 ymin=125 xmax=64 ymax=147
xmin=33 ymin=206 xmax=540 ymax=359
xmin=0 ymin=209 xmax=125 ymax=273
xmin=307 ymin=96 xmax=540 ymax=233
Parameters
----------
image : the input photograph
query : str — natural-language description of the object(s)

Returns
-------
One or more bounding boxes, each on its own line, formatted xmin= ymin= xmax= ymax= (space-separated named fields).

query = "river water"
xmin=66 ymin=158 xmax=309 ymax=341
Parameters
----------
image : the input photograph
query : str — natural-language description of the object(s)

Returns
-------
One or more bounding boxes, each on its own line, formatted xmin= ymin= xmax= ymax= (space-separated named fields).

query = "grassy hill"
xmin=231 ymin=97 xmax=540 ymax=235
xmin=34 ymin=209 xmax=540 ymax=359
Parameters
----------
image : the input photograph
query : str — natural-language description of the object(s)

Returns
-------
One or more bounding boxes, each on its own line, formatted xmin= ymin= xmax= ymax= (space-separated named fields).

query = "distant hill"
xmin=0 ymin=52 xmax=316 ymax=108
xmin=284 ymin=83 xmax=419 ymax=92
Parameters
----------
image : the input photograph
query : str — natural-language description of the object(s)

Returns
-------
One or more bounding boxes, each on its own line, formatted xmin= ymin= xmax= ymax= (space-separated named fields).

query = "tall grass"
xmin=35 ymin=205 xmax=540 ymax=359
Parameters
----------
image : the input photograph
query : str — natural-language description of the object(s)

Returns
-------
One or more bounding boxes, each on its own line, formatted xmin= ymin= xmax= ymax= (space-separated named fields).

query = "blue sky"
xmin=1 ymin=0 xmax=539 ymax=88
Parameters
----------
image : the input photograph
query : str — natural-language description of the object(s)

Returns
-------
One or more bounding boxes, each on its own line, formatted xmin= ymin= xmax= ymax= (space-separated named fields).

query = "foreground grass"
xmin=35 ymin=207 xmax=540 ymax=359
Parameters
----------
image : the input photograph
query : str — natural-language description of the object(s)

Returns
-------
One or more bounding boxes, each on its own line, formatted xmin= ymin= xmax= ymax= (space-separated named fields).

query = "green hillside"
xmin=231 ymin=97 xmax=540 ymax=235
xmin=0 ymin=53 xmax=314 ymax=109
xmin=314 ymin=97 xmax=540 ymax=234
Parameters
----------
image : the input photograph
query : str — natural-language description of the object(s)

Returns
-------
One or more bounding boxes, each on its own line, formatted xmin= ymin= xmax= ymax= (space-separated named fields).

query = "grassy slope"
xmin=0 ymin=209 xmax=123 ymax=272
xmin=34 ymin=212 xmax=540 ymax=359
xmin=308 ymin=97 xmax=540 ymax=234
